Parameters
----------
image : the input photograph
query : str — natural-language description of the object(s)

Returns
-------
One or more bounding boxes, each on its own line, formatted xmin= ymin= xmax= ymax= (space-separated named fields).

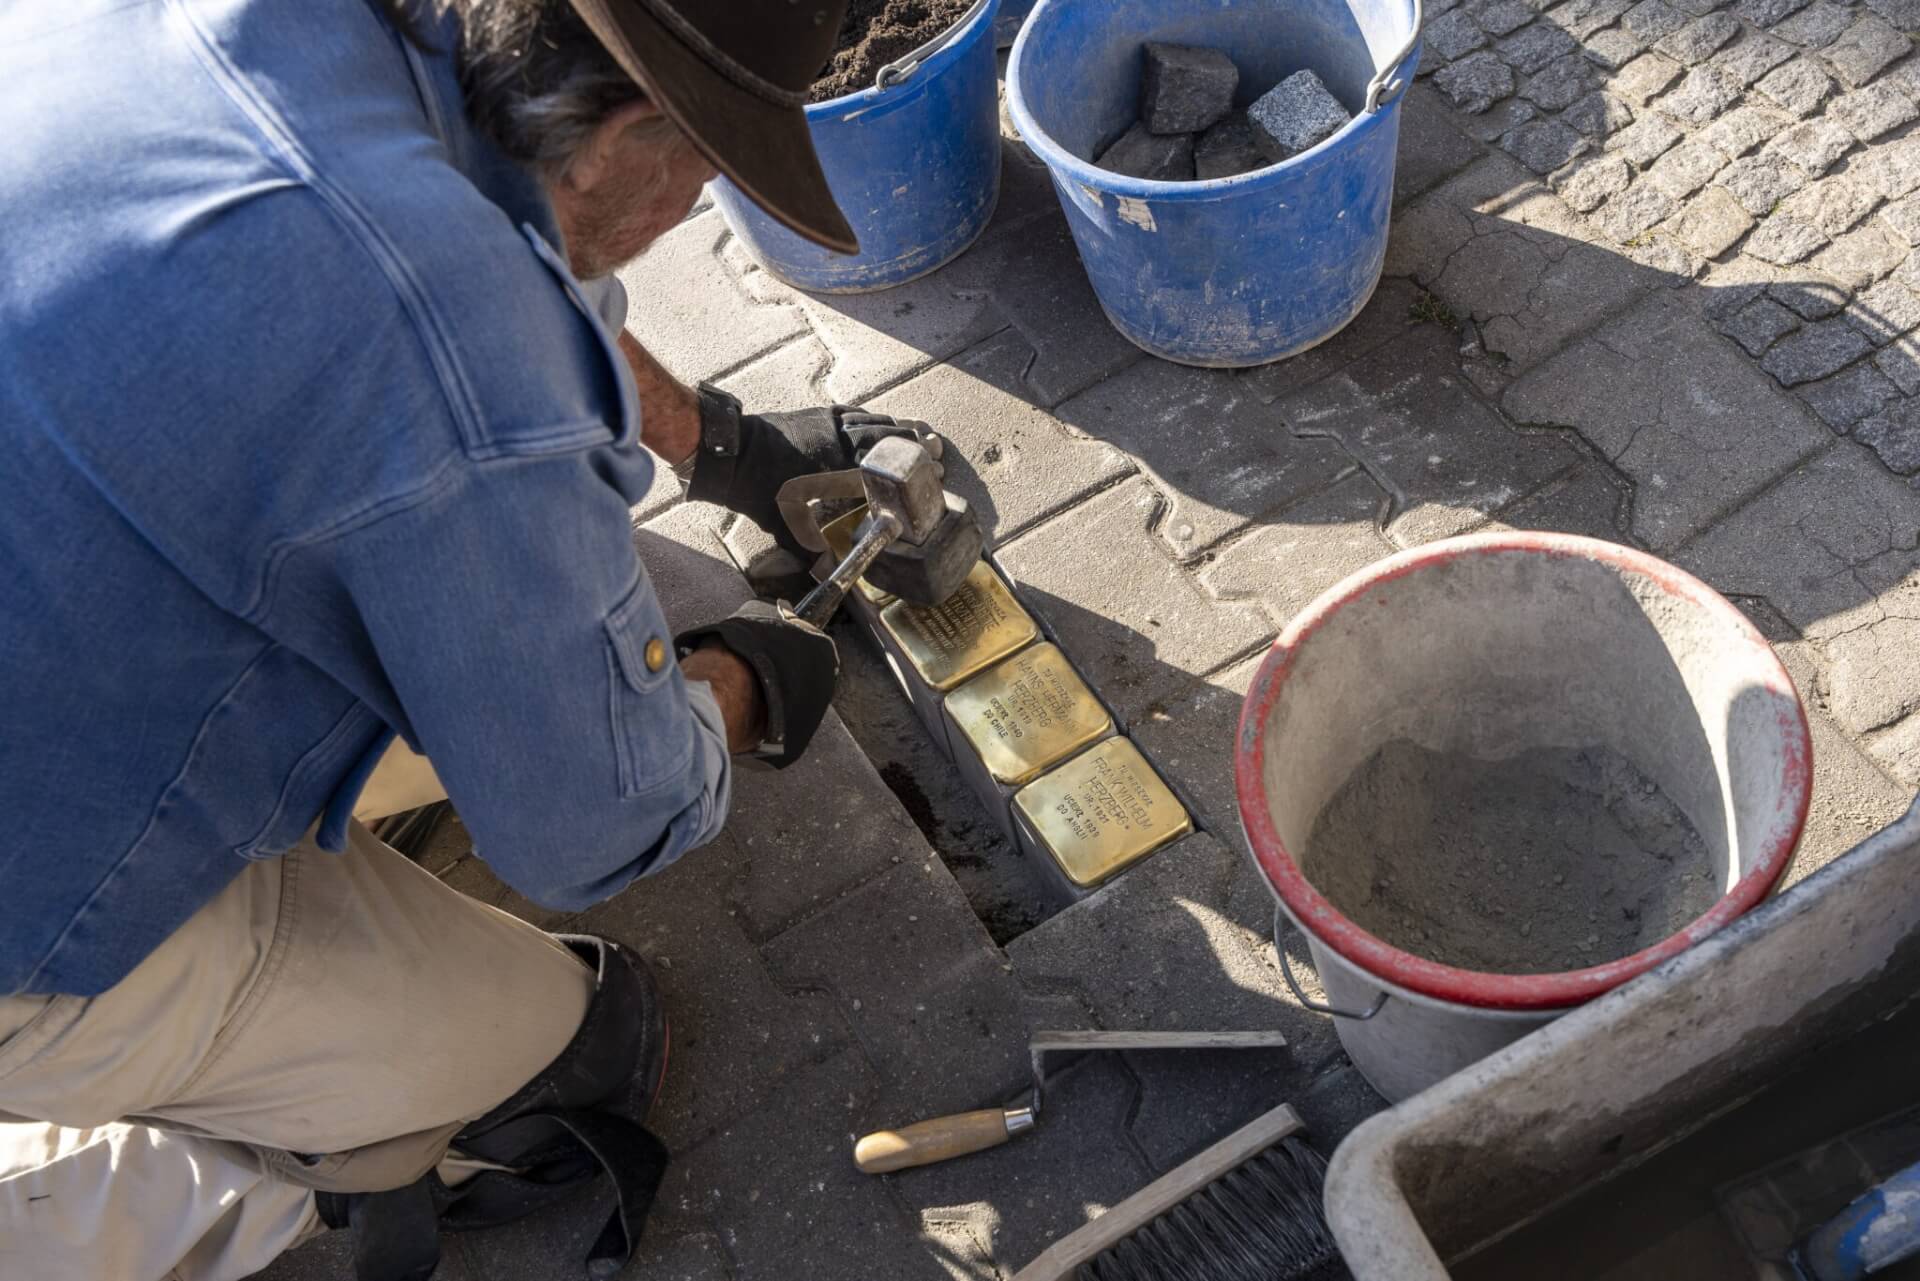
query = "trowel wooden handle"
xmin=853 ymin=1106 xmax=1036 ymax=1174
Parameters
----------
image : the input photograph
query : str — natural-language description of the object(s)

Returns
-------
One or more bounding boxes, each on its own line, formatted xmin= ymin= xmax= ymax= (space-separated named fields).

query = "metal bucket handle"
xmin=874 ymin=0 xmax=994 ymax=89
xmin=1274 ymin=905 xmax=1391 ymax=1021
xmin=1364 ymin=0 xmax=1424 ymax=112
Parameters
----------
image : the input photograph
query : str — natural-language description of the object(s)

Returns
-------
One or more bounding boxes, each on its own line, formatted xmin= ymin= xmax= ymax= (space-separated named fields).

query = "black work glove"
xmin=675 ymin=600 xmax=839 ymax=770
xmin=684 ymin=383 xmax=938 ymax=557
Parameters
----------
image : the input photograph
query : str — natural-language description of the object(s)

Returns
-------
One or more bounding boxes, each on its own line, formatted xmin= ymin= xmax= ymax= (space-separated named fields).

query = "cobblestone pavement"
xmin=260 ymin=27 xmax=1919 ymax=1280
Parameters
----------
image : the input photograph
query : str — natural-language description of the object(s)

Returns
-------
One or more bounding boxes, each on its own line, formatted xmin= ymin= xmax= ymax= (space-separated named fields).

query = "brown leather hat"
xmin=567 ymin=0 xmax=859 ymax=254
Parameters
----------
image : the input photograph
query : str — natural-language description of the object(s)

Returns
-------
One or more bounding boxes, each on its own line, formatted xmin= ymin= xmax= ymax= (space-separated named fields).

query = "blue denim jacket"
xmin=0 ymin=0 xmax=731 ymax=995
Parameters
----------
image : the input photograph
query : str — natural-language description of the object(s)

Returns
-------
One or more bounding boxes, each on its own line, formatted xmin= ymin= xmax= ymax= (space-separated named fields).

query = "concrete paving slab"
xmin=1050 ymin=353 xmax=1358 ymax=558
xmin=1276 ymin=325 xmax=1583 ymax=545
xmin=996 ymin=479 xmax=1276 ymax=725
xmin=618 ymin=211 xmax=810 ymax=385
xmin=1506 ymin=289 xmax=1830 ymax=549
xmin=867 ymin=329 xmax=1137 ymax=545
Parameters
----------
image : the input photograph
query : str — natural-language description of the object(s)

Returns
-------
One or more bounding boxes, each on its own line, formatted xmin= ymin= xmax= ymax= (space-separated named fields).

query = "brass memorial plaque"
xmin=819 ymin=506 xmax=894 ymax=606
xmin=879 ymin=562 xmax=1039 ymax=692
xmin=1014 ymin=739 xmax=1193 ymax=888
xmin=945 ymin=644 xmax=1113 ymax=786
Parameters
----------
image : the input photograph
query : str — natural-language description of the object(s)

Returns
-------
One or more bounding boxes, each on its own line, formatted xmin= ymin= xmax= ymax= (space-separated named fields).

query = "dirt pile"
xmin=811 ymin=0 xmax=975 ymax=103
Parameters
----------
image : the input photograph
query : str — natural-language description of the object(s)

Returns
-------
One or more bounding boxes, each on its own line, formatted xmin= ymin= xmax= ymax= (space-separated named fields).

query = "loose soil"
xmin=811 ymin=0 xmax=976 ymax=102
xmin=1301 ymin=740 xmax=1721 ymax=975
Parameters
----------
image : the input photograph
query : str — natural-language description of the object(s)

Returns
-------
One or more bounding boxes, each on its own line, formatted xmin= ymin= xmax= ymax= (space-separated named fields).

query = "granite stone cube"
xmin=1142 ymin=42 xmax=1240 ymax=134
xmin=1248 ymin=69 xmax=1353 ymax=162
xmin=1194 ymin=115 xmax=1267 ymax=179
xmin=1095 ymin=121 xmax=1197 ymax=180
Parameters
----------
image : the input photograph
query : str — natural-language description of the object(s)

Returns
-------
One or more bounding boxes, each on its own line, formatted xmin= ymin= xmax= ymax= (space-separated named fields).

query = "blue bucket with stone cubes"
xmin=711 ymin=0 xmax=1002 ymax=293
xmin=1008 ymin=0 xmax=1422 ymax=366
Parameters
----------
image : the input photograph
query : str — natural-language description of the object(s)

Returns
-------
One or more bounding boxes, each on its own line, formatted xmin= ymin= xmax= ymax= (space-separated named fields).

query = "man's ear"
xmin=563 ymin=98 xmax=664 ymax=196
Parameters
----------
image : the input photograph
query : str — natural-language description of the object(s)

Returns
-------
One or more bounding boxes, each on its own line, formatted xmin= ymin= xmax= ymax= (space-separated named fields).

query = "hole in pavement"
xmin=828 ymin=614 xmax=1063 ymax=945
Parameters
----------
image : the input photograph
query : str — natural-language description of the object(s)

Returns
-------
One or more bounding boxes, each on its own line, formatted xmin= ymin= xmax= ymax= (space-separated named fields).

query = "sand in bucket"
xmin=1301 ymin=740 xmax=1723 ymax=975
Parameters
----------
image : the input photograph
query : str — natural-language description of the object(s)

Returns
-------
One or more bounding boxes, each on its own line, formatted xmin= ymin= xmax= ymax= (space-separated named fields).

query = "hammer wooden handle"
xmin=854 ymin=1107 xmax=1032 ymax=1174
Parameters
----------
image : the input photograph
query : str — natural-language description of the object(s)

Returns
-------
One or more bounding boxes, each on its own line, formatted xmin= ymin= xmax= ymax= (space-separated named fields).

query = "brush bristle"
xmin=1076 ymin=1137 xmax=1347 ymax=1281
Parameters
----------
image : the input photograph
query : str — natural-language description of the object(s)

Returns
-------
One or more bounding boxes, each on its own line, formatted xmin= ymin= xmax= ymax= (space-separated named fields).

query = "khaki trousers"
xmin=0 ymin=819 xmax=593 ymax=1281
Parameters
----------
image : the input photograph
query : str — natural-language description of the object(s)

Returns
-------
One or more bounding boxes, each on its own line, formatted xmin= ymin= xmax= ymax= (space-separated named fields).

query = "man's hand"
xmin=684 ymin=384 xmax=940 ymax=556
xmin=675 ymin=601 xmax=839 ymax=768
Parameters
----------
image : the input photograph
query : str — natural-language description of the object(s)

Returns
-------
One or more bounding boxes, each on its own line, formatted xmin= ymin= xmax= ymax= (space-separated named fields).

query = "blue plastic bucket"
xmin=711 ymin=0 xmax=1003 ymax=293
xmin=1007 ymin=0 xmax=1422 ymax=366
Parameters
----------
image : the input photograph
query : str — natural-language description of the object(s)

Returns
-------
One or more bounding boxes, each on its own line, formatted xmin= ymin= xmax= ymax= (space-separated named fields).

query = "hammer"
xmin=789 ymin=436 xmax=982 ymax=629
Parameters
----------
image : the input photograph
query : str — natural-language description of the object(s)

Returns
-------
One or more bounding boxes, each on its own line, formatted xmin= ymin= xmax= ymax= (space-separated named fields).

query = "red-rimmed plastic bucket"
xmin=1235 ymin=532 xmax=1812 ymax=1102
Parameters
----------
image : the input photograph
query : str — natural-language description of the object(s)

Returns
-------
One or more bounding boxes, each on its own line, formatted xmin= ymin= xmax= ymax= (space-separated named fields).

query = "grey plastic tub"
xmin=1324 ymin=797 xmax=1920 ymax=1279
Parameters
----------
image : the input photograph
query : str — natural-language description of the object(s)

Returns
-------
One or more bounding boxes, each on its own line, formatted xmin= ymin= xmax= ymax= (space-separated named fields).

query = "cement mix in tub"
xmin=1302 ymin=740 xmax=1722 ymax=974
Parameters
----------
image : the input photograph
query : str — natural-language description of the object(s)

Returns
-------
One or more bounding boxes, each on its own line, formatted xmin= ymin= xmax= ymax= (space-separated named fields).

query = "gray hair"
xmin=384 ymin=0 xmax=645 ymax=182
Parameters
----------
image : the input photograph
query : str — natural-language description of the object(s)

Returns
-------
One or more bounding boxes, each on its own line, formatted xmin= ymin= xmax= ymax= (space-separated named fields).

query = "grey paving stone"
xmin=1650 ymin=137 xmax=1734 ymax=197
xmin=1195 ymin=116 xmax=1267 ymax=180
xmin=1831 ymin=83 xmax=1920 ymax=141
xmin=1626 ymin=0 xmax=1691 ymax=40
xmin=1724 ymin=295 xmax=1808 ymax=350
xmin=1396 ymin=84 xmax=1487 ymax=203
xmin=1564 ymin=88 xmax=1642 ymax=136
xmin=633 ymin=498 xmax=752 ymax=634
xmin=1049 ymin=359 xmax=1357 ymax=559
xmin=1472 ymin=0 xmax=1540 ymax=34
xmin=1848 ymin=278 xmax=1920 ymax=343
xmin=1610 ymin=111 xmax=1688 ymax=163
xmin=1249 ymin=71 xmax=1353 ymax=162
xmin=1856 ymin=396 xmax=1920 ymax=470
xmin=1274 ymin=326 xmax=1582 ymax=545
xmin=1498 ymin=21 xmax=1581 ymax=72
xmin=763 ymin=860 xmax=1058 ymax=1126
xmin=1502 ymin=118 xmax=1592 ymax=171
xmin=1594 ymin=179 xmax=1683 ymax=240
xmin=1779 ymin=173 xmax=1882 ymax=233
xmin=1506 ymin=289 xmax=1829 ymax=547
xmin=1719 ymin=152 xmax=1812 ymax=213
xmin=1127 ymin=656 xmax=1261 ymax=834
xmin=1867 ymin=712 xmax=1920 ymax=787
xmin=712 ymin=333 xmax=830 ymax=414
xmin=1611 ymin=51 xmax=1687 ymax=104
xmin=1523 ymin=53 xmax=1597 ymax=109
xmin=723 ymin=711 xmax=933 ymax=941
xmin=891 ymin=1054 xmax=1150 ymax=1276
xmin=1767 ymin=118 xmax=1862 ymax=175
xmin=661 ymin=1048 xmax=958 ymax=1281
xmin=571 ymin=854 xmax=846 ymax=1151
xmin=1561 ymin=0 xmax=1638 ymax=36
xmin=1877 ymin=331 xmax=1920 ymax=392
xmin=1764 ymin=314 xmax=1879 ymax=381
xmin=1716 ymin=31 xmax=1800 ymax=88
xmin=1878 ymin=191 xmax=1920 ymax=244
xmin=1670 ymin=183 xmax=1761 ymax=254
xmin=1428 ymin=8 xmax=1493 ymax=61
xmin=1823 ymin=17 xmax=1913 ymax=89
xmin=1620 ymin=227 xmax=1703 ymax=276
xmin=1772 ymin=271 xmax=1853 ymax=317
xmin=1702 ymin=103 xmax=1797 ymax=156
xmin=1678 ymin=443 xmax=1920 ymax=680
xmin=1811 ymin=221 xmax=1910 ymax=286
xmin=1198 ymin=472 xmax=1396 ymax=635
xmin=1774 ymin=0 xmax=1855 ymax=47
xmin=1462 ymin=99 xmax=1544 ymax=148
xmin=1434 ymin=50 xmax=1519 ymax=111
xmin=1798 ymin=356 xmax=1903 ymax=426
xmin=1865 ymin=0 xmax=1920 ymax=26
xmin=1480 ymin=457 xmax=1639 ymax=541
xmin=1700 ymin=251 xmax=1785 ymax=317
xmin=997 ymin=479 xmax=1275 ymax=723
xmin=620 ymin=211 xmax=810 ymax=385
xmin=1095 ymin=123 xmax=1196 ymax=181
xmin=1555 ymin=151 xmax=1637 ymax=209
xmin=1241 ymin=278 xmax=1431 ymax=401
xmin=1756 ymin=57 xmax=1840 ymax=114
xmin=1746 ymin=212 xmax=1833 ymax=263
xmin=1659 ymin=11 xmax=1744 ymax=64
xmin=1849 ymin=133 xmax=1920 ymax=200
xmin=1740 ymin=0 xmax=1814 ymax=25
xmin=868 ymin=333 xmax=1135 ymax=547
xmin=1142 ymin=42 xmax=1240 ymax=135
xmin=978 ymin=218 xmax=1146 ymax=408
xmin=1586 ymin=25 xmax=1657 ymax=70
xmin=1669 ymin=0 xmax=1724 ymax=16
xmin=1657 ymin=65 xmax=1743 ymax=122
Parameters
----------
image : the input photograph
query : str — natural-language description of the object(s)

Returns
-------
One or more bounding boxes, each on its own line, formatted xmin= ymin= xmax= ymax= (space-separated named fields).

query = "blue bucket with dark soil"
xmin=1006 ymin=0 xmax=1422 ymax=366
xmin=711 ymin=0 xmax=1003 ymax=293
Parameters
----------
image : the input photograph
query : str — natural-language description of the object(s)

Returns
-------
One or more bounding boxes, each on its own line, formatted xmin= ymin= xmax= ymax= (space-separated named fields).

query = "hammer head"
xmin=859 ymin=437 xmax=947 ymax=545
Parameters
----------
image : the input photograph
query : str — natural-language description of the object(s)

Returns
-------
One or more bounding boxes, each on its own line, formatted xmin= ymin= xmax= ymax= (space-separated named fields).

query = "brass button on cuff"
xmin=644 ymin=637 xmax=669 ymax=673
